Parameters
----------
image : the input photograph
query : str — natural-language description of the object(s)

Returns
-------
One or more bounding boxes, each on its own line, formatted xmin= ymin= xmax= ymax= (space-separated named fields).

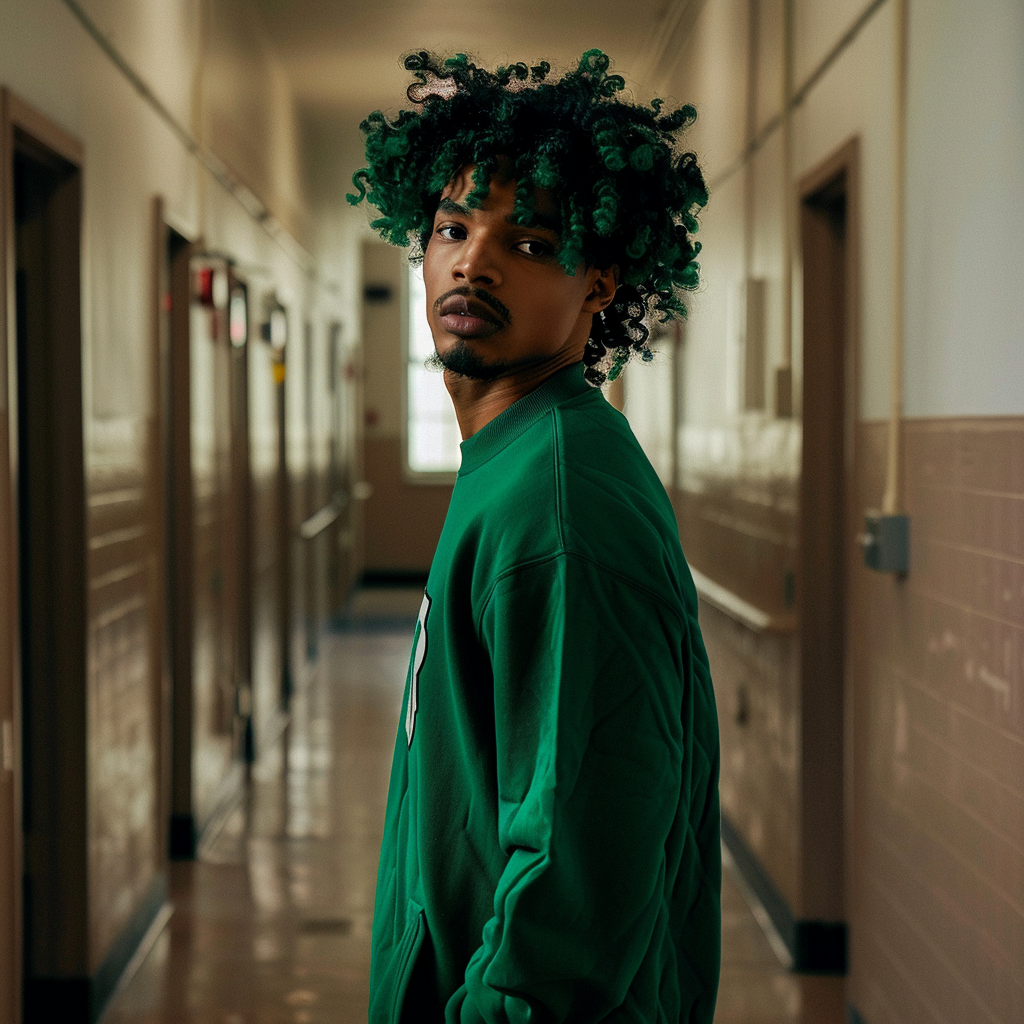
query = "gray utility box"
xmin=861 ymin=513 xmax=910 ymax=575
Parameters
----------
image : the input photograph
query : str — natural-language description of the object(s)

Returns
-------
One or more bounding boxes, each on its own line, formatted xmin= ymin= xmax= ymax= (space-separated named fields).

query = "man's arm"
xmin=446 ymin=553 xmax=700 ymax=1024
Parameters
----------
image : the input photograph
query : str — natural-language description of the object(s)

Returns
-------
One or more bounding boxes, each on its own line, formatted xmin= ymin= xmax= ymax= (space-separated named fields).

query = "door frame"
xmin=165 ymin=242 xmax=254 ymax=854
xmin=227 ymin=270 xmax=254 ymax=760
xmin=796 ymin=135 xmax=860 ymax=970
xmin=1 ymin=88 xmax=84 ymax=1024
xmin=152 ymin=198 xmax=198 ymax=858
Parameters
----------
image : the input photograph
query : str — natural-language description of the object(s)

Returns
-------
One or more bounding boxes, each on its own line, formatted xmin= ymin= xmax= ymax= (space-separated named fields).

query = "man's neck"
xmin=444 ymin=350 xmax=582 ymax=439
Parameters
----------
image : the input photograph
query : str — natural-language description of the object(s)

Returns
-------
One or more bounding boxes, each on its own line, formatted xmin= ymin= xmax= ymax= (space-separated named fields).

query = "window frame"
xmin=401 ymin=260 xmax=461 ymax=484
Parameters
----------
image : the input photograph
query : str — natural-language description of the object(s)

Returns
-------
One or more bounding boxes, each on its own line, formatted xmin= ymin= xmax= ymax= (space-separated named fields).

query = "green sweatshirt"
xmin=370 ymin=363 xmax=720 ymax=1024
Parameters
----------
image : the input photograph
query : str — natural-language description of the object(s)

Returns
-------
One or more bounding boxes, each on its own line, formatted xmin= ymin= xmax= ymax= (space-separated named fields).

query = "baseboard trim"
xmin=169 ymin=759 xmax=245 ymax=861
xmin=195 ymin=761 xmax=246 ymax=859
xmin=721 ymin=813 xmax=848 ymax=974
xmin=95 ymin=882 xmax=172 ymax=1017
xmin=169 ymin=812 xmax=197 ymax=859
xmin=360 ymin=569 xmax=429 ymax=588
xmin=23 ymin=874 xmax=170 ymax=1022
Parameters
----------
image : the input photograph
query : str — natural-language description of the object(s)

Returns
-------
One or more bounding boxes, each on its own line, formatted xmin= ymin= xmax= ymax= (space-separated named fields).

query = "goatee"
xmin=426 ymin=345 xmax=513 ymax=381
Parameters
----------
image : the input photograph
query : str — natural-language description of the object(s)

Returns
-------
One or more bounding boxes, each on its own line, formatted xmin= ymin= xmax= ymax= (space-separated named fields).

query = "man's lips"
xmin=435 ymin=290 xmax=509 ymax=338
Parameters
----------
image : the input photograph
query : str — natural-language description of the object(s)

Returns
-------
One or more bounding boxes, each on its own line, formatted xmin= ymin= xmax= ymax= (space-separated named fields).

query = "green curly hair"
xmin=348 ymin=49 xmax=708 ymax=385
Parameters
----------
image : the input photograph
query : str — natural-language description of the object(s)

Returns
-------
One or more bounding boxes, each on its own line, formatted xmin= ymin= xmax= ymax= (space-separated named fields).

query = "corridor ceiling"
xmin=253 ymin=0 xmax=697 ymax=119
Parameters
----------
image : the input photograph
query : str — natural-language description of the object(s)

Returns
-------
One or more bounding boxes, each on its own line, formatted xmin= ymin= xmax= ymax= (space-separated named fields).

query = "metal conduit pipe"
xmin=777 ymin=0 xmax=795 ymax=419
xmin=883 ymin=0 xmax=908 ymax=516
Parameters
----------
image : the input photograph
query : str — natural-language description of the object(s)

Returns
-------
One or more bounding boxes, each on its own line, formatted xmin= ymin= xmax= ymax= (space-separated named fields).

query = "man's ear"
xmin=583 ymin=265 xmax=619 ymax=313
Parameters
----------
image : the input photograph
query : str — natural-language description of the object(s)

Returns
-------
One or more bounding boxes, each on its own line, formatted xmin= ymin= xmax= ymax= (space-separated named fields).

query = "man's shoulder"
xmin=507 ymin=394 xmax=687 ymax=613
xmin=445 ymin=387 xmax=687 ymax=601
xmin=550 ymin=396 xmax=678 ymax=544
xmin=478 ymin=389 xmax=671 ymax=534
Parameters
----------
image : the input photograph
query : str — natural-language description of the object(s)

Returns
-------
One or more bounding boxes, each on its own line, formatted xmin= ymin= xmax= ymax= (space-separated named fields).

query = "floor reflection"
xmin=101 ymin=587 xmax=843 ymax=1024
xmin=716 ymin=853 xmax=845 ymax=1023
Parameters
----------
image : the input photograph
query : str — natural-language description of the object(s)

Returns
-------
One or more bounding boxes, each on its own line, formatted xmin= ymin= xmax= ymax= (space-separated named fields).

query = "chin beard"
xmin=426 ymin=344 xmax=517 ymax=381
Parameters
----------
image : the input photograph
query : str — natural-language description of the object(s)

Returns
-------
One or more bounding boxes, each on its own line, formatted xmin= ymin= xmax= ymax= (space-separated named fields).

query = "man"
xmin=349 ymin=50 xmax=720 ymax=1023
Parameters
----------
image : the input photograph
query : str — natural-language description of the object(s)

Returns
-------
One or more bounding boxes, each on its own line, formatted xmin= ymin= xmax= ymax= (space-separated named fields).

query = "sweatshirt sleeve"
xmin=445 ymin=553 xmax=689 ymax=1024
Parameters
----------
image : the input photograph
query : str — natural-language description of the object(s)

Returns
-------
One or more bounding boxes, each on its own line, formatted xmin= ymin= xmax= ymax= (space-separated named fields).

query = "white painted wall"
xmin=791 ymin=3 xmax=895 ymax=421
xmin=904 ymin=0 xmax=1024 ymax=417
xmin=640 ymin=0 xmax=1023 ymax=429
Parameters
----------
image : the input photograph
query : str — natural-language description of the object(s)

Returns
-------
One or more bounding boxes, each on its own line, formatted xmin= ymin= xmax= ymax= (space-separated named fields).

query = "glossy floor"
xmin=101 ymin=587 xmax=844 ymax=1024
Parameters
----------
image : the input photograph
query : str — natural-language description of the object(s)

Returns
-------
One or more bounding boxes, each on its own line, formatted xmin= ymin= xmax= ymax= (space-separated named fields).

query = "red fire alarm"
xmin=196 ymin=266 xmax=229 ymax=308
xmin=196 ymin=267 xmax=215 ymax=306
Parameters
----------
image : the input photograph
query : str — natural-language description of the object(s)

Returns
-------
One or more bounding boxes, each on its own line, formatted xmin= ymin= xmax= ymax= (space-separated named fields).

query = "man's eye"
xmin=436 ymin=224 xmax=466 ymax=241
xmin=516 ymin=239 xmax=554 ymax=258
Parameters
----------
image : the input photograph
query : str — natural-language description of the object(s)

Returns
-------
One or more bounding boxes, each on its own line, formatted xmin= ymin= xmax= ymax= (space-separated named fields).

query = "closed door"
xmin=10 ymin=110 xmax=88 ymax=1017
xmin=797 ymin=140 xmax=859 ymax=970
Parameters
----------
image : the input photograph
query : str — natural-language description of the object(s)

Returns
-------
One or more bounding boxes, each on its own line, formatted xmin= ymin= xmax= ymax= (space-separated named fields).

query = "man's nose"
xmin=452 ymin=235 xmax=501 ymax=287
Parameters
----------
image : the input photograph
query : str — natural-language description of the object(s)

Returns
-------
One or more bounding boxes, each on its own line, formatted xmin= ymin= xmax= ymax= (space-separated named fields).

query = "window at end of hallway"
xmin=407 ymin=263 xmax=461 ymax=474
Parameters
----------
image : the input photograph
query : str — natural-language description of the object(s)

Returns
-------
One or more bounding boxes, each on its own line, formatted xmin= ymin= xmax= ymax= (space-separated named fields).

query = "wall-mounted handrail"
xmin=689 ymin=567 xmax=797 ymax=635
xmin=298 ymin=492 xmax=348 ymax=541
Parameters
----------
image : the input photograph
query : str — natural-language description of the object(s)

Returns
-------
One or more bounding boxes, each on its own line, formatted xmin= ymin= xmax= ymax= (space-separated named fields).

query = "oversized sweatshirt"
xmin=370 ymin=362 xmax=721 ymax=1024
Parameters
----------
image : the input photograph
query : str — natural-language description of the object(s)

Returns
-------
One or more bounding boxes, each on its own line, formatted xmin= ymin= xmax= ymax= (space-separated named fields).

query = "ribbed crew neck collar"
xmin=457 ymin=362 xmax=592 ymax=475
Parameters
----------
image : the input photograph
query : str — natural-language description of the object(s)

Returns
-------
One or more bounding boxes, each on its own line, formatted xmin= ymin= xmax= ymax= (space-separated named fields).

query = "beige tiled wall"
xmin=849 ymin=419 xmax=1024 ymax=1023
xmin=0 ymin=0 xmax=355 ymax=1004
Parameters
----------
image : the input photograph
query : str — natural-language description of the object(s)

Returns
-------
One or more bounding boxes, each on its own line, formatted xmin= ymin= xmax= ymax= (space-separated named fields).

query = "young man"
xmin=349 ymin=51 xmax=720 ymax=1023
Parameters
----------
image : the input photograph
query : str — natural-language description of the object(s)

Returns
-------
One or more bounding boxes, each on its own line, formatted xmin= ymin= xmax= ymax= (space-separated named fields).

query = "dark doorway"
xmin=163 ymin=223 xmax=195 ymax=859
xmin=227 ymin=275 xmax=254 ymax=762
xmin=166 ymin=248 xmax=252 ymax=857
xmin=276 ymin=314 xmax=292 ymax=707
xmin=797 ymin=139 xmax=858 ymax=972
xmin=326 ymin=320 xmax=351 ymax=620
xmin=302 ymin=320 xmax=319 ymax=665
xmin=14 ymin=126 xmax=89 ymax=1014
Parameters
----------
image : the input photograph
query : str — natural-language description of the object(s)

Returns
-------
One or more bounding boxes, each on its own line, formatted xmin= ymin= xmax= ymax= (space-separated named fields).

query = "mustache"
xmin=433 ymin=286 xmax=512 ymax=326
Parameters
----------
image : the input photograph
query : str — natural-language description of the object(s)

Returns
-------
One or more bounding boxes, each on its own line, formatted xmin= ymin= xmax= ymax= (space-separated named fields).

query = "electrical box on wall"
xmin=861 ymin=513 xmax=910 ymax=575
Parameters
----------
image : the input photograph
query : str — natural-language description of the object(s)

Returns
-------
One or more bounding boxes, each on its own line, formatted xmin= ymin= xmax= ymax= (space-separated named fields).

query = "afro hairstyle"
xmin=348 ymin=49 xmax=708 ymax=385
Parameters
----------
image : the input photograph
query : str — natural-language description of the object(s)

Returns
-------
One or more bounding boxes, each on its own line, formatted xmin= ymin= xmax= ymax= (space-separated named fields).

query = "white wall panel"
xmin=903 ymin=0 xmax=1024 ymax=417
xmin=659 ymin=0 xmax=749 ymax=182
xmin=754 ymin=0 xmax=785 ymax=135
xmin=792 ymin=2 xmax=894 ymax=420
xmin=793 ymin=0 xmax=877 ymax=89
xmin=747 ymin=129 xmax=788 ymax=408
xmin=681 ymin=166 xmax=744 ymax=429
xmin=75 ymin=0 xmax=199 ymax=130
xmin=0 ymin=0 xmax=86 ymax=134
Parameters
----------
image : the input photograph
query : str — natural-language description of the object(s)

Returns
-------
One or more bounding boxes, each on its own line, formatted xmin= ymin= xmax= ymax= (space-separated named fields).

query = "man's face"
xmin=422 ymin=166 xmax=615 ymax=381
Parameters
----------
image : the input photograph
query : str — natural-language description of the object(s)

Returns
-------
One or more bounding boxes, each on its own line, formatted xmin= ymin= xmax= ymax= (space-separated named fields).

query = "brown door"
xmin=0 ymin=94 xmax=19 ymax=1024
xmin=165 ymin=227 xmax=196 ymax=857
xmin=797 ymin=139 xmax=859 ymax=969
xmin=227 ymin=275 xmax=253 ymax=760
xmin=326 ymin=320 xmax=352 ymax=619
xmin=167 ymin=253 xmax=248 ymax=854
xmin=302 ymin=320 xmax=320 ymax=664
xmin=191 ymin=256 xmax=246 ymax=822
xmin=248 ymin=294 xmax=289 ymax=745
xmin=5 ymin=101 xmax=88 ymax=1015
xmin=276 ymin=329 xmax=292 ymax=704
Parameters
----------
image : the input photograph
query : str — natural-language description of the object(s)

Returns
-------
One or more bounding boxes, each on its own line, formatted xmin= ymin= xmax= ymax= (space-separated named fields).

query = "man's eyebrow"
xmin=436 ymin=197 xmax=470 ymax=217
xmin=435 ymin=196 xmax=561 ymax=235
xmin=511 ymin=210 xmax=560 ymax=233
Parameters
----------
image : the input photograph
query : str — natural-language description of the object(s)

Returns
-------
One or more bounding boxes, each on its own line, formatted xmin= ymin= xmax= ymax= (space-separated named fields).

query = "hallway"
xmin=1 ymin=3 xmax=1022 ymax=1022
xmin=101 ymin=588 xmax=843 ymax=1024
